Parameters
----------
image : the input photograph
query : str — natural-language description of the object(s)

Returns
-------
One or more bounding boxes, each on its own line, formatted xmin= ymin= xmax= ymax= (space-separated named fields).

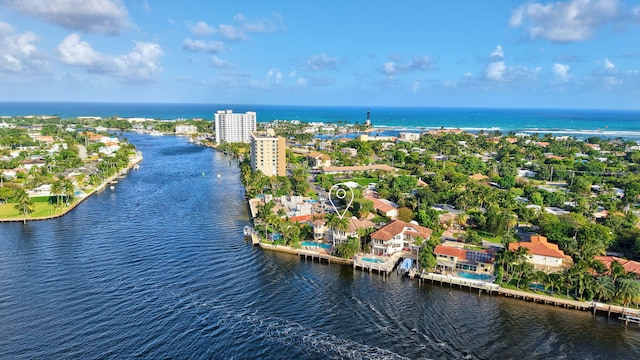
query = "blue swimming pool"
xmin=361 ymin=257 xmax=385 ymax=264
xmin=457 ymin=271 xmax=492 ymax=281
xmin=301 ymin=241 xmax=332 ymax=249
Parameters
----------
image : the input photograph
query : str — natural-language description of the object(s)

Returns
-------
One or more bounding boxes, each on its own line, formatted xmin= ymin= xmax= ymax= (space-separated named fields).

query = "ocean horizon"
xmin=2 ymin=101 xmax=640 ymax=141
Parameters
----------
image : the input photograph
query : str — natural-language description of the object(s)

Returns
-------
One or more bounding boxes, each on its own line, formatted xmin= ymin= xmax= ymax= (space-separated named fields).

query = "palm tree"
xmin=51 ymin=179 xmax=63 ymax=207
xmin=325 ymin=213 xmax=350 ymax=245
xmin=62 ymin=179 xmax=75 ymax=206
xmin=593 ymin=276 xmax=615 ymax=302
xmin=455 ymin=212 xmax=468 ymax=236
xmin=616 ymin=278 xmax=640 ymax=307
xmin=610 ymin=260 xmax=627 ymax=284
xmin=13 ymin=188 xmax=34 ymax=222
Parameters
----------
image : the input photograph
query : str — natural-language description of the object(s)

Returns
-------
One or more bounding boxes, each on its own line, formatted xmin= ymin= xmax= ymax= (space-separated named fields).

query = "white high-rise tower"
xmin=214 ymin=110 xmax=256 ymax=144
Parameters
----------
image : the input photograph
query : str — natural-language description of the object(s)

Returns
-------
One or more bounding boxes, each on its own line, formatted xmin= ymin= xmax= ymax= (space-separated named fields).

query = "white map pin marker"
xmin=328 ymin=182 xmax=355 ymax=219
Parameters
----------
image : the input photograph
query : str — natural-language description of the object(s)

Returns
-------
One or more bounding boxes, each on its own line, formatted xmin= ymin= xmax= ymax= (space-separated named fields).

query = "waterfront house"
xmin=312 ymin=218 xmax=328 ymax=240
xmin=508 ymin=235 xmax=572 ymax=271
xmin=331 ymin=216 xmax=376 ymax=247
xmin=434 ymin=244 xmax=496 ymax=275
xmin=594 ymin=256 xmax=640 ymax=278
xmin=369 ymin=220 xmax=433 ymax=256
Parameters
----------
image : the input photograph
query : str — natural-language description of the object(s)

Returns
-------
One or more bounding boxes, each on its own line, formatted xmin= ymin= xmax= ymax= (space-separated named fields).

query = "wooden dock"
xmin=418 ymin=271 xmax=640 ymax=323
xmin=419 ymin=273 xmax=500 ymax=295
xmin=498 ymin=287 xmax=591 ymax=310
xmin=353 ymin=256 xmax=401 ymax=277
xmin=620 ymin=314 xmax=640 ymax=328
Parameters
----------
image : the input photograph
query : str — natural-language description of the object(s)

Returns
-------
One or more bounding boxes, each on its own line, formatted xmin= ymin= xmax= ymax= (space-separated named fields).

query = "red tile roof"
xmin=370 ymin=220 xmax=433 ymax=241
xmin=594 ymin=256 xmax=640 ymax=276
xmin=508 ymin=235 xmax=570 ymax=259
xmin=289 ymin=214 xmax=314 ymax=223
xmin=434 ymin=245 xmax=467 ymax=260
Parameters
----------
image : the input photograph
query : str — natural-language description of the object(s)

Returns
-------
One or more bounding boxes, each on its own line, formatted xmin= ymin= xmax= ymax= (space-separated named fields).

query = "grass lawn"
xmin=0 ymin=202 xmax=70 ymax=219
xmin=477 ymin=230 xmax=503 ymax=244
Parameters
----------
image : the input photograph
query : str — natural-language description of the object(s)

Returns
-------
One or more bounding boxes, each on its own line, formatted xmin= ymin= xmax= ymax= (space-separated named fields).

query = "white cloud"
xmin=378 ymin=55 xmax=433 ymax=75
xmin=486 ymin=46 xmax=506 ymax=81
xmin=305 ymin=54 xmax=338 ymax=71
xmin=0 ymin=0 xmax=131 ymax=34
xmin=57 ymin=33 xmax=163 ymax=81
xmin=553 ymin=63 xmax=570 ymax=82
xmin=484 ymin=46 xmax=540 ymax=83
xmin=296 ymin=77 xmax=307 ymax=86
xmin=486 ymin=61 xmax=506 ymax=81
xmin=57 ymin=33 xmax=102 ymax=66
xmin=182 ymin=38 xmax=223 ymax=53
xmin=209 ymin=55 xmax=233 ymax=69
xmin=200 ymin=13 xmax=284 ymax=42
xmin=509 ymin=0 xmax=620 ymax=42
xmin=490 ymin=45 xmax=504 ymax=58
xmin=189 ymin=21 xmax=216 ymax=36
xmin=249 ymin=68 xmax=283 ymax=89
xmin=218 ymin=24 xmax=248 ymax=41
xmin=0 ymin=21 xmax=45 ymax=73
xmin=604 ymin=58 xmax=615 ymax=70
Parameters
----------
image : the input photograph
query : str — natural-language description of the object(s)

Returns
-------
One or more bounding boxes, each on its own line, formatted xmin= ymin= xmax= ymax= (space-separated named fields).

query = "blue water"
xmin=1 ymin=133 xmax=639 ymax=359
xmin=2 ymin=102 xmax=640 ymax=140
xmin=362 ymin=257 xmax=385 ymax=264
xmin=301 ymin=241 xmax=332 ymax=249
xmin=457 ymin=272 xmax=492 ymax=281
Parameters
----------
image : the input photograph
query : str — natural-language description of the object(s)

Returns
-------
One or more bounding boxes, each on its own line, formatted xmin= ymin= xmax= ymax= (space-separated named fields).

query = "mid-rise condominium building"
xmin=214 ymin=110 xmax=256 ymax=144
xmin=250 ymin=129 xmax=286 ymax=177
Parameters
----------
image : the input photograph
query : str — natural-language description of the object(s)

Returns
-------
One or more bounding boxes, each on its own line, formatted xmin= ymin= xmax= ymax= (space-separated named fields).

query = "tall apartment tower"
xmin=214 ymin=110 xmax=256 ymax=144
xmin=250 ymin=129 xmax=286 ymax=177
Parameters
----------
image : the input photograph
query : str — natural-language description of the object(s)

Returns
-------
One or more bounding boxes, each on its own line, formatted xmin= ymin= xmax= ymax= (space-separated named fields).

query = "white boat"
xmin=110 ymin=185 xmax=115 ymax=191
xmin=243 ymin=226 xmax=253 ymax=237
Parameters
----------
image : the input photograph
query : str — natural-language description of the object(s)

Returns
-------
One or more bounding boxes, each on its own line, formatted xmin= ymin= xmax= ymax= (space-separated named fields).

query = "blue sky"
xmin=0 ymin=0 xmax=639 ymax=109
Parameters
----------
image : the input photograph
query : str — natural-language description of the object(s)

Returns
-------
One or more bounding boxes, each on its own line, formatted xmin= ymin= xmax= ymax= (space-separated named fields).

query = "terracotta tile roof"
xmin=371 ymin=229 xmax=394 ymax=241
xmin=434 ymin=245 xmax=467 ymax=260
xmin=370 ymin=219 xmax=433 ymax=241
xmin=289 ymin=214 xmax=314 ymax=223
xmin=508 ymin=235 xmax=570 ymax=259
xmin=36 ymin=135 xmax=55 ymax=143
xmin=346 ymin=217 xmax=375 ymax=233
xmin=594 ymin=256 xmax=640 ymax=276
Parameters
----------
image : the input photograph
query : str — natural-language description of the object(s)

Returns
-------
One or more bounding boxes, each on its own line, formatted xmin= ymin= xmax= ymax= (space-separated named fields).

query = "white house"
xmin=508 ymin=235 xmax=572 ymax=271
xmin=330 ymin=217 xmax=376 ymax=247
xmin=175 ymin=124 xmax=198 ymax=134
xmin=370 ymin=220 xmax=433 ymax=256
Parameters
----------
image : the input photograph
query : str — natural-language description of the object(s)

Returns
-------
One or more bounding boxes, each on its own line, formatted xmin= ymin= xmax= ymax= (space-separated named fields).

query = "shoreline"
xmin=198 ymin=131 xmax=640 ymax=323
xmin=256 ymin=239 xmax=640 ymax=322
xmin=0 ymin=152 xmax=143 ymax=223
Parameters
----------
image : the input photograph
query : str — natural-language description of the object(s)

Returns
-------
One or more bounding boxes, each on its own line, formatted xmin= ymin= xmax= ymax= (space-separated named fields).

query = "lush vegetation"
xmin=1 ymin=119 xmax=138 ymax=219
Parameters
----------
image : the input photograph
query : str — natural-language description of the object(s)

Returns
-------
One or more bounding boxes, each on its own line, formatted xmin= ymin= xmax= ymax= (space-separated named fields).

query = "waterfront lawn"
xmin=0 ymin=202 xmax=69 ymax=219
